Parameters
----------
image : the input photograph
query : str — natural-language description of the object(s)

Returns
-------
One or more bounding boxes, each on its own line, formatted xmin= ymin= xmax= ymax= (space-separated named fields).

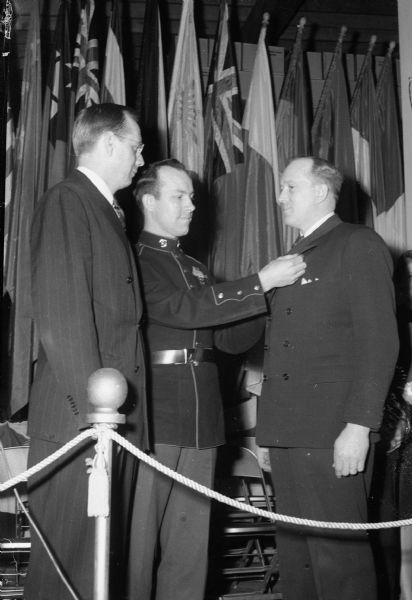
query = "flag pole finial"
xmin=262 ymin=12 xmax=270 ymax=27
xmin=368 ymin=35 xmax=377 ymax=52
xmin=388 ymin=41 xmax=396 ymax=55
xmin=298 ymin=17 xmax=306 ymax=31
xmin=338 ymin=26 xmax=347 ymax=45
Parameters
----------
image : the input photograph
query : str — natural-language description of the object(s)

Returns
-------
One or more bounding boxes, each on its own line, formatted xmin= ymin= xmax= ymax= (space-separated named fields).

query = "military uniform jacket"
xmin=256 ymin=215 xmax=399 ymax=449
xmin=136 ymin=231 xmax=268 ymax=448
xmin=29 ymin=170 xmax=148 ymax=447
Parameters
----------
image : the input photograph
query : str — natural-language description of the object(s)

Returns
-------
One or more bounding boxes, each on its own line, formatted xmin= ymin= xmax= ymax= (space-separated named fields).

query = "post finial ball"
xmin=87 ymin=368 xmax=127 ymax=413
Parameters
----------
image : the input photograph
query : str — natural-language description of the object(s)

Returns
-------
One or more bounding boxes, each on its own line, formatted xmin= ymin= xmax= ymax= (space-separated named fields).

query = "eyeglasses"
xmin=115 ymin=134 xmax=144 ymax=156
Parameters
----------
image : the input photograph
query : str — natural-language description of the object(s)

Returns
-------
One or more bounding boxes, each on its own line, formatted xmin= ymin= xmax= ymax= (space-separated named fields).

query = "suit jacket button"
xmin=134 ymin=365 xmax=139 ymax=373
xmin=264 ymin=344 xmax=269 ymax=351
xmin=282 ymin=373 xmax=289 ymax=380
xmin=262 ymin=374 xmax=268 ymax=382
xmin=286 ymin=308 xmax=292 ymax=315
xmin=127 ymin=276 xmax=133 ymax=284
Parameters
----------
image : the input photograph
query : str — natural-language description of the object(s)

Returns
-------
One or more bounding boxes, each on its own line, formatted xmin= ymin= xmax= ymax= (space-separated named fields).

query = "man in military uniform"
xmin=127 ymin=158 xmax=306 ymax=600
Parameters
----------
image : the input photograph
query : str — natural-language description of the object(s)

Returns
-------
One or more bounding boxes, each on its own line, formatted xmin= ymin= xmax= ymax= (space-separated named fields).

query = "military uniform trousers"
xmin=127 ymin=444 xmax=217 ymax=600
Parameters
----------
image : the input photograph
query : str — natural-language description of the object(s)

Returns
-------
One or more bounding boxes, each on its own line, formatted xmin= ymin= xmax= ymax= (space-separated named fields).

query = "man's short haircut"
xmin=308 ymin=157 xmax=344 ymax=200
xmin=134 ymin=158 xmax=189 ymax=210
xmin=72 ymin=103 xmax=139 ymax=156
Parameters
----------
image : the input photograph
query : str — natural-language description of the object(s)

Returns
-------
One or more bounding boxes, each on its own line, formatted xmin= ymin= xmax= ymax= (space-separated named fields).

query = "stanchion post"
xmin=86 ymin=368 xmax=127 ymax=600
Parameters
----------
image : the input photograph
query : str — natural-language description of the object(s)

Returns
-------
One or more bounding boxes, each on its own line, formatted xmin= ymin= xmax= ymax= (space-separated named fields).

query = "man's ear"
xmin=141 ymin=193 xmax=156 ymax=212
xmin=103 ymin=131 xmax=116 ymax=156
xmin=315 ymin=182 xmax=329 ymax=203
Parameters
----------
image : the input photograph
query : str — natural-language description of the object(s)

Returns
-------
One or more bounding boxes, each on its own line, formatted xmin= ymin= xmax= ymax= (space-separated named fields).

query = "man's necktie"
xmin=112 ymin=200 xmax=126 ymax=230
xmin=288 ymin=234 xmax=303 ymax=253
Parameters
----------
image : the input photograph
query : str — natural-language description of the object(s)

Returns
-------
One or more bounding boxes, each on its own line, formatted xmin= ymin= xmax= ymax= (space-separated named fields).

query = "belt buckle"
xmin=185 ymin=348 xmax=198 ymax=365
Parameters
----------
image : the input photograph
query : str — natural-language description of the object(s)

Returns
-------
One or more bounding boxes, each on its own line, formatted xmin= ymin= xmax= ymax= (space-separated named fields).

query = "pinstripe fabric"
xmin=25 ymin=170 xmax=147 ymax=600
xmin=28 ymin=170 xmax=147 ymax=447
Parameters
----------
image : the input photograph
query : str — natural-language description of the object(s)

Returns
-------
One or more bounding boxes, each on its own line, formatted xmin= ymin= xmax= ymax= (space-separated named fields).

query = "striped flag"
xmin=101 ymin=0 xmax=125 ymax=105
xmin=3 ymin=97 xmax=14 ymax=293
xmin=373 ymin=43 xmax=407 ymax=256
xmin=135 ymin=0 xmax=168 ymax=163
xmin=276 ymin=18 xmax=311 ymax=248
xmin=1 ymin=0 xmax=12 ymax=299
xmin=5 ymin=0 xmax=42 ymax=416
xmin=72 ymin=0 xmax=100 ymax=114
xmin=241 ymin=14 xmax=283 ymax=275
xmin=312 ymin=28 xmax=358 ymax=223
xmin=167 ymin=0 xmax=204 ymax=178
xmin=350 ymin=36 xmax=385 ymax=226
xmin=204 ymin=0 xmax=244 ymax=280
xmin=38 ymin=0 xmax=73 ymax=195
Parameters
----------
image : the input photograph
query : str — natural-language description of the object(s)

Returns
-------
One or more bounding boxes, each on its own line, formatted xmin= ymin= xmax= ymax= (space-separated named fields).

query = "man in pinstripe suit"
xmin=24 ymin=104 xmax=147 ymax=600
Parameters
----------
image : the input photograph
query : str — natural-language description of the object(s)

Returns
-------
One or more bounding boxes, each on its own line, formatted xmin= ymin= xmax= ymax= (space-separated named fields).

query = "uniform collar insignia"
xmin=139 ymin=230 xmax=180 ymax=251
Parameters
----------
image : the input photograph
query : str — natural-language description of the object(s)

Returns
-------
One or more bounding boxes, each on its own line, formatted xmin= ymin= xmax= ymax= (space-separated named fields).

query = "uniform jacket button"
xmin=262 ymin=374 xmax=268 ymax=382
xmin=127 ymin=276 xmax=133 ymax=284
xmin=286 ymin=307 xmax=292 ymax=315
xmin=282 ymin=373 xmax=289 ymax=380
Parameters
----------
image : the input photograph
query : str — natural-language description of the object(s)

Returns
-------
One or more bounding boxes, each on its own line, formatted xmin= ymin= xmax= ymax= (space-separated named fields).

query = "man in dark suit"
xmin=127 ymin=159 xmax=306 ymax=600
xmin=256 ymin=156 xmax=399 ymax=600
xmin=25 ymin=104 xmax=147 ymax=600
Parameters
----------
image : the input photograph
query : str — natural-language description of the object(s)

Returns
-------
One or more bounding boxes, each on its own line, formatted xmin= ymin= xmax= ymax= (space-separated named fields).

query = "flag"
xmin=350 ymin=36 xmax=385 ymax=225
xmin=3 ymin=97 xmax=14 ymax=293
xmin=241 ymin=14 xmax=283 ymax=275
xmin=373 ymin=43 xmax=407 ymax=257
xmin=276 ymin=17 xmax=311 ymax=248
xmin=72 ymin=0 xmax=100 ymax=114
xmin=101 ymin=0 xmax=126 ymax=105
xmin=38 ymin=0 xmax=73 ymax=195
xmin=1 ymin=0 xmax=12 ymax=297
xmin=5 ymin=0 xmax=42 ymax=416
xmin=135 ymin=0 xmax=168 ymax=163
xmin=203 ymin=0 xmax=244 ymax=280
xmin=167 ymin=0 xmax=204 ymax=178
xmin=312 ymin=28 xmax=358 ymax=223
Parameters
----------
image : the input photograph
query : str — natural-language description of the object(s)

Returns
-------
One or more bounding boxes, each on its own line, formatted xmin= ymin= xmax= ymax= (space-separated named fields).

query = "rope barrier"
xmin=2 ymin=426 xmax=412 ymax=531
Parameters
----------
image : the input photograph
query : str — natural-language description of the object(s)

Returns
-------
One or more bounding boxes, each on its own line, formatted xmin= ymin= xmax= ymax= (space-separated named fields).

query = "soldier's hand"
xmin=258 ymin=254 xmax=306 ymax=292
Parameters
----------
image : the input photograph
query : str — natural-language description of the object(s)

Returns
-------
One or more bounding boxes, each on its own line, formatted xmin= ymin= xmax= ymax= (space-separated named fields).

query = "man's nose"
xmin=278 ymin=188 xmax=287 ymax=205
xmin=186 ymin=196 xmax=195 ymax=212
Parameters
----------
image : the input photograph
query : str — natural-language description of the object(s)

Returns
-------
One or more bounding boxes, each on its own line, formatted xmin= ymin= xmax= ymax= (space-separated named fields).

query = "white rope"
xmin=2 ymin=426 xmax=412 ymax=531
xmin=0 ymin=429 xmax=94 ymax=492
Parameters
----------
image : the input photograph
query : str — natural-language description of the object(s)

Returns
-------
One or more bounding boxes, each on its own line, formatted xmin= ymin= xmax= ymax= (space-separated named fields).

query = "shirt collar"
xmin=302 ymin=212 xmax=335 ymax=238
xmin=139 ymin=229 xmax=181 ymax=251
xmin=77 ymin=166 xmax=114 ymax=206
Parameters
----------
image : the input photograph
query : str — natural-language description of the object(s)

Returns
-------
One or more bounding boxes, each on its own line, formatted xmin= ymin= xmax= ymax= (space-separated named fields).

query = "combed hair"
xmin=310 ymin=157 xmax=344 ymax=200
xmin=134 ymin=158 xmax=189 ymax=209
xmin=72 ymin=103 xmax=139 ymax=156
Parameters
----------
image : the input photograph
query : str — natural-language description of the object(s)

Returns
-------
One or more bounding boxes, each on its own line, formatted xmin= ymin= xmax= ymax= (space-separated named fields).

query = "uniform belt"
xmin=151 ymin=348 xmax=215 ymax=365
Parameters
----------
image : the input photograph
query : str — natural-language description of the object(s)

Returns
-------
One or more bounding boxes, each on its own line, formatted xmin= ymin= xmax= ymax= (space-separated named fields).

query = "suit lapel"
xmin=290 ymin=214 xmax=342 ymax=256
